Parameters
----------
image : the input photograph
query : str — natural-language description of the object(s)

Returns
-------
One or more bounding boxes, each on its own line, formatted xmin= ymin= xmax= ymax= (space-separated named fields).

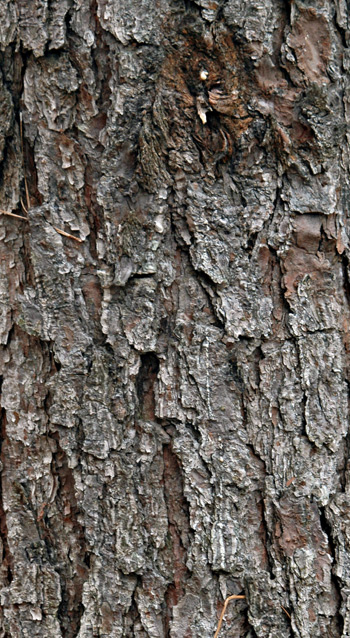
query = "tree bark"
xmin=0 ymin=1 xmax=349 ymax=637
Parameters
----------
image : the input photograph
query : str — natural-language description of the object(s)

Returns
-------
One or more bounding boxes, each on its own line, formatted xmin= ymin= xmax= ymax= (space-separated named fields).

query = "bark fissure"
xmin=163 ymin=440 xmax=191 ymax=635
xmin=318 ymin=506 xmax=344 ymax=636
xmin=0 ymin=405 xmax=13 ymax=589
xmin=48 ymin=432 xmax=89 ymax=638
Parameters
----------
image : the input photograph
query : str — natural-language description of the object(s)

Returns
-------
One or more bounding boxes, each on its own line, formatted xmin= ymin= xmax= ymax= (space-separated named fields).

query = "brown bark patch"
xmin=275 ymin=497 xmax=308 ymax=557
xmin=293 ymin=214 xmax=323 ymax=253
xmin=287 ymin=10 xmax=331 ymax=84
xmin=281 ymin=246 xmax=327 ymax=298
xmin=150 ymin=23 xmax=253 ymax=173
xmin=82 ymin=275 xmax=103 ymax=320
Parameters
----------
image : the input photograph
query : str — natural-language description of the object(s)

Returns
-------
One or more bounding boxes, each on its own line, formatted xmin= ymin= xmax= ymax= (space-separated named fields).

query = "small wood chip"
xmin=286 ymin=476 xmax=296 ymax=487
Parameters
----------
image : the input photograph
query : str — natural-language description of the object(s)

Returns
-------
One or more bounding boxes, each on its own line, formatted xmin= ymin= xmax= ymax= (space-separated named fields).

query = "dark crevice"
xmin=126 ymin=578 xmax=143 ymax=635
xmin=340 ymin=425 xmax=350 ymax=493
xmin=272 ymin=185 xmax=282 ymax=215
xmin=267 ymin=244 xmax=291 ymax=329
xmin=299 ymin=390 xmax=308 ymax=441
xmin=293 ymin=339 xmax=308 ymax=441
xmin=245 ymin=231 xmax=259 ymax=258
xmin=246 ymin=444 xmax=267 ymax=478
xmin=127 ymin=272 xmax=156 ymax=282
xmin=341 ymin=252 xmax=350 ymax=316
xmin=41 ymin=431 xmax=89 ymax=638
xmin=136 ymin=352 xmax=160 ymax=420
xmin=0 ymin=45 xmax=24 ymax=112
xmin=333 ymin=14 xmax=349 ymax=50
xmin=0 ymin=399 xmax=13 ymax=589
xmin=252 ymin=343 xmax=264 ymax=389
xmin=163 ymin=439 xmax=191 ymax=636
xmin=196 ymin=270 xmax=226 ymax=331
xmin=49 ymin=345 xmax=62 ymax=373
xmin=20 ymin=107 xmax=41 ymax=211
xmin=60 ymin=0 xmax=112 ymax=263
xmin=228 ymin=356 xmax=245 ymax=393
xmin=319 ymin=506 xmax=344 ymax=635
xmin=259 ymin=492 xmax=276 ymax=582
xmin=339 ymin=255 xmax=350 ymax=468
xmin=169 ymin=208 xmax=226 ymax=332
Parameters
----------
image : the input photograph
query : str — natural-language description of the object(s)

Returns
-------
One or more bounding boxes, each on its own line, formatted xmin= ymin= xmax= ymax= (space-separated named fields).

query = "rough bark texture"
xmin=0 ymin=1 xmax=349 ymax=637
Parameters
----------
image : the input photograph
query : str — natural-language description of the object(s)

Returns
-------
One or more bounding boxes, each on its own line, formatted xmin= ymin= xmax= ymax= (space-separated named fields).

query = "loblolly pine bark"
xmin=0 ymin=1 xmax=349 ymax=637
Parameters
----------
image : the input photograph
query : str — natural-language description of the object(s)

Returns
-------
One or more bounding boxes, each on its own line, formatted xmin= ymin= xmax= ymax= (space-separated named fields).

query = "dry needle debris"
xmin=0 ymin=204 xmax=84 ymax=243
xmin=214 ymin=595 xmax=246 ymax=638
xmin=0 ymin=208 xmax=28 ymax=221
xmin=53 ymin=227 xmax=84 ymax=243
xmin=214 ymin=594 xmax=291 ymax=636
xmin=0 ymin=115 xmax=83 ymax=243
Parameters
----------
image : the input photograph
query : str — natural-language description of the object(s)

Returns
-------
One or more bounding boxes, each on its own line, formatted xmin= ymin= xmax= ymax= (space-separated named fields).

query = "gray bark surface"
xmin=0 ymin=1 xmax=349 ymax=636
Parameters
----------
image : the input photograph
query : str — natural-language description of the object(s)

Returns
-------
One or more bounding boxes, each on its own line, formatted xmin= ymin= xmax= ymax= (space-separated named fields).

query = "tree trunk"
xmin=0 ymin=1 xmax=349 ymax=636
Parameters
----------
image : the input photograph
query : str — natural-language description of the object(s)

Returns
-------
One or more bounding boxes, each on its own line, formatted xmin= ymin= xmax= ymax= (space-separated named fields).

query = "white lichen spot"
xmin=196 ymin=95 xmax=211 ymax=124
xmin=84 ymin=30 xmax=95 ymax=47
xmin=198 ymin=109 xmax=207 ymax=124
xmin=30 ymin=608 xmax=42 ymax=621
xmin=154 ymin=215 xmax=165 ymax=233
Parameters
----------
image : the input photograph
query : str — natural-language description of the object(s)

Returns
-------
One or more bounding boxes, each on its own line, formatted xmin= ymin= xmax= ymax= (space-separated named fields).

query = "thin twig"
xmin=53 ymin=227 xmax=83 ymax=243
xmin=214 ymin=595 xmax=246 ymax=638
xmin=0 ymin=208 xmax=28 ymax=221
